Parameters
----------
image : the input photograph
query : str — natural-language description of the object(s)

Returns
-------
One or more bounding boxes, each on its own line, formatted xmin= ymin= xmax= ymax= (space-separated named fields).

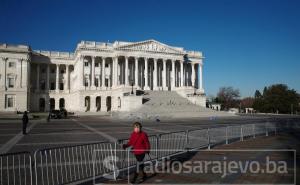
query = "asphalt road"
xmin=0 ymin=114 xmax=299 ymax=154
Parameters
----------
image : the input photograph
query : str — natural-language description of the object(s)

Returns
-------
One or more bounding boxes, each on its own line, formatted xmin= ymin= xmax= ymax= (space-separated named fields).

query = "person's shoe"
xmin=138 ymin=172 xmax=147 ymax=183
xmin=130 ymin=173 xmax=138 ymax=184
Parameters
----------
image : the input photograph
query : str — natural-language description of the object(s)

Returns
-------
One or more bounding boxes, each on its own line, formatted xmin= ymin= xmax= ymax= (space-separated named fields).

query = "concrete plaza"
xmin=0 ymin=114 xmax=299 ymax=154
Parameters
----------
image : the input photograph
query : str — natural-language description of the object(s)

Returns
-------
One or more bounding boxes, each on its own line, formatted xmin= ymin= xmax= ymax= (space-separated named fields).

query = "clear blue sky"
xmin=1 ymin=0 xmax=299 ymax=97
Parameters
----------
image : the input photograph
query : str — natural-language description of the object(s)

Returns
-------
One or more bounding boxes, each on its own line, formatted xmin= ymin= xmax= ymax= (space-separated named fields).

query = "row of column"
xmin=81 ymin=56 xmax=203 ymax=90
xmin=35 ymin=64 xmax=71 ymax=92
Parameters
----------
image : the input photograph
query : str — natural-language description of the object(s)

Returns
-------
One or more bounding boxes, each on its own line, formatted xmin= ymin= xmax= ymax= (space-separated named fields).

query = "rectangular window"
xmin=95 ymin=63 xmax=99 ymax=67
xmin=50 ymin=82 xmax=55 ymax=90
xmin=6 ymin=95 xmax=14 ymax=108
xmin=7 ymin=97 xmax=13 ymax=107
xmin=9 ymin=62 xmax=15 ymax=68
xmin=41 ymin=81 xmax=46 ymax=90
xmin=60 ymin=83 xmax=64 ymax=90
xmin=8 ymin=77 xmax=14 ymax=88
xmin=85 ymin=62 xmax=89 ymax=67
xmin=95 ymin=79 xmax=98 ymax=87
xmin=61 ymin=69 xmax=65 ymax=74
xmin=85 ymin=79 xmax=88 ymax=87
xmin=51 ymin=69 xmax=55 ymax=74
xmin=105 ymin=79 xmax=108 ymax=87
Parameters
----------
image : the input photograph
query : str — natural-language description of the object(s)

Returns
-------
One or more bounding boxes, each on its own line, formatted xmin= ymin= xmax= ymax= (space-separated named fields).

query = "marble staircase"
xmin=115 ymin=90 xmax=233 ymax=120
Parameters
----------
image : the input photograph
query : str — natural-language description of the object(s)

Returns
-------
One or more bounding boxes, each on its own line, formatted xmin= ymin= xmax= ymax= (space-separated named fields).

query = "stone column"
xmin=113 ymin=57 xmax=118 ymax=87
xmin=199 ymin=63 xmax=203 ymax=90
xmin=66 ymin=65 xmax=69 ymax=91
xmin=180 ymin=60 xmax=183 ymax=87
xmin=144 ymin=57 xmax=149 ymax=90
xmin=79 ymin=56 xmax=84 ymax=88
xmin=23 ymin=59 xmax=28 ymax=89
xmin=109 ymin=62 xmax=112 ymax=87
xmin=46 ymin=65 xmax=50 ymax=90
xmin=191 ymin=63 xmax=195 ymax=87
xmin=101 ymin=96 xmax=107 ymax=112
xmin=36 ymin=64 xmax=40 ymax=91
xmin=55 ymin=98 xmax=60 ymax=110
xmin=91 ymin=56 xmax=95 ymax=89
xmin=125 ymin=56 xmax=129 ymax=86
xmin=56 ymin=64 xmax=59 ymax=92
xmin=153 ymin=58 xmax=157 ymax=90
xmin=2 ymin=58 xmax=7 ymax=89
xmin=90 ymin=95 xmax=96 ymax=112
xmin=162 ymin=59 xmax=166 ymax=90
xmin=158 ymin=63 xmax=161 ymax=88
xmin=102 ymin=57 xmax=106 ymax=88
xmin=135 ymin=57 xmax=138 ymax=87
xmin=18 ymin=59 xmax=22 ymax=88
xmin=171 ymin=59 xmax=175 ymax=89
xmin=175 ymin=62 xmax=178 ymax=87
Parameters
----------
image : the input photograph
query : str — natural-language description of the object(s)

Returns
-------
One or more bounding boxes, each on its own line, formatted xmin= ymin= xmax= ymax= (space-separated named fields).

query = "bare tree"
xmin=217 ymin=86 xmax=240 ymax=110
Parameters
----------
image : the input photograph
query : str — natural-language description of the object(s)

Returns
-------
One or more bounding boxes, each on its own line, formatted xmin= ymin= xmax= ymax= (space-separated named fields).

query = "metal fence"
xmin=186 ymin=128 xmax=208 ymax=149
xmin=1 ymin=121 xmax=297 ymax=185
xmin=0 ymin=151 xmax=32 ymax=185
xmin=33 ymin=142 xmax=114 ymax=185
xmin=158 ymin=131 xmax=187 ymax=158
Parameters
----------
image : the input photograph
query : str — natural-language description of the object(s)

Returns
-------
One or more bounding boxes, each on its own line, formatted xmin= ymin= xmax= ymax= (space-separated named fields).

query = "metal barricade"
xmin=209 ymin=126 xmax=226 ymax=145
xmin=0 ymin=120 xmax=285 ymax=185
xmin=255 ymin=123 xmax=266 ymax=136
xmin=158 ymin=131 xmax=187 ymax=158
xmin=0 ymin=151 xmax=32 ymax=185
xmin=266 ymin=122 xmax=276 ymax=135
xmin=227 ymin=125 xmax=241 ymax=141
xmin=33 ymin=142 xmax=114 ymax=185
xmin=242 ymin=124 xmax=254 ymax=138
xmin=186 ymin=129 xmax=208 ymax=149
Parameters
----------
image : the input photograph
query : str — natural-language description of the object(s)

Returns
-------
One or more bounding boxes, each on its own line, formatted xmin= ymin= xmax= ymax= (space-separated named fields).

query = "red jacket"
xmin=125 ymin=131 xmax=150 ymax=155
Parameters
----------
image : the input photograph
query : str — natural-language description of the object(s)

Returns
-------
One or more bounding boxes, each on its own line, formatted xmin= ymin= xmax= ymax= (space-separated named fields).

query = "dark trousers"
xmin=23 ymin=123 xmax=27 ymax=134
xmin=134 ymin=153 xmax=145 ymax=174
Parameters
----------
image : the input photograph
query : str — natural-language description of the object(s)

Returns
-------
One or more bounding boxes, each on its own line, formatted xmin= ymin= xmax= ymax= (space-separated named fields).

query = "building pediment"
xmin=115 ymin=40 xmax=184 ymax=54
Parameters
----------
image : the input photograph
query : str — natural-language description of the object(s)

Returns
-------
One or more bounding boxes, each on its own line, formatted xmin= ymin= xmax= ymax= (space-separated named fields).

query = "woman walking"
xmin=123 ymin=122 xmax=150 ymax=183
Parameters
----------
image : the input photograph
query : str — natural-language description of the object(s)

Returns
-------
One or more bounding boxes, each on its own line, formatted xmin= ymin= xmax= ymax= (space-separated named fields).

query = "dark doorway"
xmin=106 ymin=96 xmax=111 ymax=112
xmin=39 ymin=98 xmax=45 ymax=112
xmin=49 ymin=98 xmax=55 ymax=110
xmin=59 ymin=98 xmax=65 ymax=109
xmin=96 ymin=96 xmax=101 ymax=111
xmin=85 ymin=96 xmax=90 ymax=112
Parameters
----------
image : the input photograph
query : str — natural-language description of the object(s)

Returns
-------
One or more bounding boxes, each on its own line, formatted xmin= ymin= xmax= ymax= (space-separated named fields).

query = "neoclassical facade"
xmin=0 ymin=40 xmax=205 ymax=112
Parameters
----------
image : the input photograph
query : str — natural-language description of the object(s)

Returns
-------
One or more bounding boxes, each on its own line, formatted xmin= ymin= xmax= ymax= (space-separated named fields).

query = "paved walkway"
xmin=0 ymin=121 xmax=38 ymax=154
xmin=0 ymin=115 xmax=299 ymax=156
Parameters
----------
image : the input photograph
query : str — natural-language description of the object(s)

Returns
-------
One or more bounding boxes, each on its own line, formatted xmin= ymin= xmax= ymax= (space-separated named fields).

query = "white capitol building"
xmin=0 ymin=39 xmax=206 ymax=113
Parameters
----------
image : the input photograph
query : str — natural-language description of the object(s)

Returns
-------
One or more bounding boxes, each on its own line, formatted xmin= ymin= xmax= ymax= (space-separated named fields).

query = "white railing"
xmin=1 ymin=121 xmax=299 ymax=185
xmin=0 ymin=152 xmax=32 ymax=185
